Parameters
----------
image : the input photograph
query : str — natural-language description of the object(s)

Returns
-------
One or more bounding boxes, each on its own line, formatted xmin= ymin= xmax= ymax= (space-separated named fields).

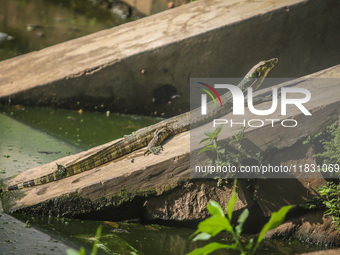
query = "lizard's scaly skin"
xmin=0 ymin=58 xmax=278 ymax=193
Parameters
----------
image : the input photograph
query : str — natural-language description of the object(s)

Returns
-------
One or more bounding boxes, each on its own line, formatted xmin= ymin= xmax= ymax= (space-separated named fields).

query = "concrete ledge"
xmin=0 ymin=0 xmax=339 ymax=116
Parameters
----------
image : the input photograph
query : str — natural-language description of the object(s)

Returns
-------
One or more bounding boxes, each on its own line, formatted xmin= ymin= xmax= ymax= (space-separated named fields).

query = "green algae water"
xmin=0 ymin=0 xmax=184 ymax=62
xmin=0 ymin=105 xmax=160 ymax=150
xmin=0 ymin=105 xmax=160 ymax=179
xmin=0 ymin=0 xmax=131 ymax=61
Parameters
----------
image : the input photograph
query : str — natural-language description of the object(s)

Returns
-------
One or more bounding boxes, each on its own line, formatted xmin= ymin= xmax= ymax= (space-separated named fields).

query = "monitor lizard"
xmin=0 ymin=58 xmax=278 ymax=193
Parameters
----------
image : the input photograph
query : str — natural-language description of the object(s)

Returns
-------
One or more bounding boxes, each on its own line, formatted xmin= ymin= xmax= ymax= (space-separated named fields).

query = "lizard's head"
xmin=251 ymin=58 xmax=278 ymax=78
xmin=55 ymin=164 xmax=67 ymax=179
xmin=242 ymin=58 xmax=278 ymax=91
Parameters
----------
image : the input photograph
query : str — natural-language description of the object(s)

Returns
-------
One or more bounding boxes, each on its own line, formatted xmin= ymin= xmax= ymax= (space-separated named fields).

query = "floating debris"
xmin=26 ymin=24 xmax=44 ymax=31
xmin=37 ymin=151 xmax=60 ymax=155
xmin=0 ymin=32 xmax=14 ymax=43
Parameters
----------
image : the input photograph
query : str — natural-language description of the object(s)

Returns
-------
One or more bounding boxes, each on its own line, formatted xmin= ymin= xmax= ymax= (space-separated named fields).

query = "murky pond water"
xmin=0 ymin=105 xmax=160 ymax=179
xmin=0 ymin=0 xmax=128 ymax=61
xmin=2 ymin=211 xmax=328 ymax=255
xmin=0 ymin=0 xmax=189 ymax=61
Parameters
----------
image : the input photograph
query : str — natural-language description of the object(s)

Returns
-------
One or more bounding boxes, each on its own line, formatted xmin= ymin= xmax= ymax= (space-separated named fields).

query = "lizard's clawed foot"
xmin=144 ymin=146 xmax=163 ymax=156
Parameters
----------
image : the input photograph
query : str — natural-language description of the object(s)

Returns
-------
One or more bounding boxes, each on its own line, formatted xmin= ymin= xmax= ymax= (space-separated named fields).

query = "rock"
xmin=110 ymin=2 xmax=132 ymax=20
xmin=266 ymin=211 xmax=340 ymax=246
xmin=143 ymin=179 xmax=248 ymax=222
xmin=254 ymin=143 xmax=327 ymax=217
xmin=297 ymin=249 xmax=340 ymax=255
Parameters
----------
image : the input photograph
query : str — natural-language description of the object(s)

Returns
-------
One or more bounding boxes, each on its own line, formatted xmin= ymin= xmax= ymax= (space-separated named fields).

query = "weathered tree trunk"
xmin=1 ymin=65 xmax=340 ymax=229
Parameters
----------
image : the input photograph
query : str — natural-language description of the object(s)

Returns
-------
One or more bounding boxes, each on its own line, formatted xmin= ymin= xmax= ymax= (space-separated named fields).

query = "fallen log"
xmin=1 ymin=65 xmax=340 ymax=227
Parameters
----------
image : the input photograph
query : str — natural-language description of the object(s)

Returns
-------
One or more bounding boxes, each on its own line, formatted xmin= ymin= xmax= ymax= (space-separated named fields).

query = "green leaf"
xmin=217 ymin=148 xmax=225 ymax=154
xmin=198 ymin=145 xmax=216 ymax=154
xmin=79 ymin=248 xmax=86 ymax=255
xmin=198 ymin=147 xmax=214 ymax=155
xmin=227 ymin=179 xmax=237 ymax=220
xmin=207 ymin=201 xmax=225 ymax=217
xmin=257 ymin=205 xmax=295 ymax=244
xmin=204 ymin=131 xmax=212 ymax=137
xmin=237 ymin=209 xmax=249 ymax=224
xmin=214 ymin=125 xmax=224 ymax=136
xmin=197 ymin=215 xmax=233 ymax=236
xmin=192 ymin=232 xmax=212 ymax=241
xmin=66 ymin=249 xmax=80 ymax=255
xmin=66 ymin=248 xmax=86 ymax=255
xmin=205 ymin=145 xmax=215 ymax=149
xmin=235 ymin=209 xmax=249 ymax=237
xmin=189 ymin=230 xmax=200 ymax=239
xmin=91 ymin=225 xmax=102 ymax=255
xmin=186 ymin=242 xmax=235 ymax=255
xmin=245 ymin=238 xmax=254 ymax=250
xmin=199 ymin=137 xmax=210 ymax=144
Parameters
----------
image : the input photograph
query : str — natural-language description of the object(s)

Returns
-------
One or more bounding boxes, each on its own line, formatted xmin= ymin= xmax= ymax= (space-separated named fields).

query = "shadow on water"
xmin=9 ymin=214 xmax=202 ymax=255
xmin=2 ymin=211 xmax=327 ymax=255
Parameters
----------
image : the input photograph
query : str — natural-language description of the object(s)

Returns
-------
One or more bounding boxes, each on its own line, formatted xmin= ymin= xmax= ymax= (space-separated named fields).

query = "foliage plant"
xmin=66 ymin=225 xmax=102 ymax=255
xmin=198 ymin=125 xmax=262 ymax=179
xmin=188 ymin=180 xmax=294 ymax=255
xmin=199 ymin=126 xmax=247 ymax=172
xmin=304 ymin=119 xmax=340 ymax=228
xmin=314 ymin=120 xmax=340 ymax=178
xmin=304 ymin=120 xmax=340 ymax=178
xmin=314 ymin=182 xmax=340 ymax=230
xmin=198 ymin=125 xmax=225 ymax=166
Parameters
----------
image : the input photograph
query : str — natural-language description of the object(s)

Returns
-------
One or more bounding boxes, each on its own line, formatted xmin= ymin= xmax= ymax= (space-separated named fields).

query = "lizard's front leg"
xmin=145 ymin=127 xmax=171 ymax=155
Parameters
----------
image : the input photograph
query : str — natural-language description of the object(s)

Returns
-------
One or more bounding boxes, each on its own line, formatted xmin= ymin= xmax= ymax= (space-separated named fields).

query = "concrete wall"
xmin=0 ymin=0 xmax=339 ymax=116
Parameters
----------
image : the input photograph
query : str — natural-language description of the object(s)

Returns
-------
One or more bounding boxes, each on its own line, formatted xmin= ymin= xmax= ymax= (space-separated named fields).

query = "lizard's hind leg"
xmin=145 ymin=128 xmax=171 ymax=156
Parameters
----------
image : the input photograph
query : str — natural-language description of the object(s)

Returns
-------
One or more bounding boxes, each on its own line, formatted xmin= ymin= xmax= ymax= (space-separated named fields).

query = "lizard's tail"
xmin=0 ymin=177 xmax=38 ymax=192
xmin=0 ymin=165 xmax=66 ymax=193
